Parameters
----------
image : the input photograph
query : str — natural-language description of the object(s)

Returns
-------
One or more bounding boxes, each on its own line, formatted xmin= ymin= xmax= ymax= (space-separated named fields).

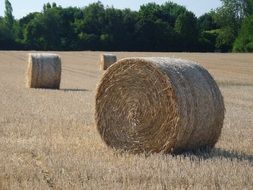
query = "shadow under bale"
xmin=177 ymin=148 xmax=253 ymax=164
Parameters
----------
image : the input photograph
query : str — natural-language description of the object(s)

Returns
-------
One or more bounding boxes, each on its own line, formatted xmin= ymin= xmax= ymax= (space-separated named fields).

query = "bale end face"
xmin=99 ymin=54 xmax=117 ymax=70
xmin=26 ymin=53 xmax=62 ymax=89
xmin=95 ymin=57 xmax=225 ymax=154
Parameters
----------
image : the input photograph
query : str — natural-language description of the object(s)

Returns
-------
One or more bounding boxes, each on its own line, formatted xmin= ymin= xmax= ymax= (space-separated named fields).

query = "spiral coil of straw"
xmin=95 ymin=57 xmax=225 ymax=154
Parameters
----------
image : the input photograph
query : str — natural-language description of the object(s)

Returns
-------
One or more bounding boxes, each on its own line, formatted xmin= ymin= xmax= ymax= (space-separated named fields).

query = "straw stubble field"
xmin=0 ymin=51 xmax=252 ymax=189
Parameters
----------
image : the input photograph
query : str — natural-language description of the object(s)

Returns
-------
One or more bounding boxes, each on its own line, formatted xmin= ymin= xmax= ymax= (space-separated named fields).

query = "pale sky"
xmin=0 ymin=0 xmax=222 ymax=19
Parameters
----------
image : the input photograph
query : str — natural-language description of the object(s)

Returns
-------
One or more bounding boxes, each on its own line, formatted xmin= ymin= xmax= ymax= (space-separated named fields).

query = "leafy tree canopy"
xmin=0 ymin=0 xmax=252 ymax=52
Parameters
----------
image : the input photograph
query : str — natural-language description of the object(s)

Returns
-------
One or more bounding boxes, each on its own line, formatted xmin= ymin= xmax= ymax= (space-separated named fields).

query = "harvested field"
xmin=0 ymin=51 xmax=252 ymax=189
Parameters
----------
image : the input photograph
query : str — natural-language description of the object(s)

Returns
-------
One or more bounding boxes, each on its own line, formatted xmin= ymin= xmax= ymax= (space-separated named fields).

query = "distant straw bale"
xmin=26 ymin=53 xmax=61 ymax=89
xmin=95 ymin=57 xmax=225 ymax=154
xmin=99 ymin=54 xmax=117 ymax=70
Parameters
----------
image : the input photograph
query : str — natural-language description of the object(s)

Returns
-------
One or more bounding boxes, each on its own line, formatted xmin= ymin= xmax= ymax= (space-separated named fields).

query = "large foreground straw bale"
xmin=26 ymin=53 xmax=61 ymax=89
xmin=95 ymin=58 xmax=225 ymax=154
xmin=99 ymin=54 xmax=117 ymax=70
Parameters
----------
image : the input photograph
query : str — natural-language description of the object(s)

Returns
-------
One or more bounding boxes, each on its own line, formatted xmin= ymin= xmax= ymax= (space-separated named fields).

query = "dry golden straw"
xmin=99 ymin=54 xmax=117 ymax=70
xmin=26 ymin=53 xmax=61 ymax=89
xmin=95 ymin=58 xmax=225 ymax=154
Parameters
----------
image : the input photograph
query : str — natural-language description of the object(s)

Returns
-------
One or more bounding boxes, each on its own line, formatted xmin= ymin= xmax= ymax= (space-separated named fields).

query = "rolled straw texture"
xmin=100 ymin=54 xmax=117 ymax=70
xmin=95 ymin=57 xmax=225 ymax=154
xmin=26 ymin=53 xmax=61 ymax=89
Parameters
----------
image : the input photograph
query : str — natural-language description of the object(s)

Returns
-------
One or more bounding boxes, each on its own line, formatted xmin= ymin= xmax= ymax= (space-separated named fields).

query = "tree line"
xmin=0 ymin=0 xmax=252 ymax=52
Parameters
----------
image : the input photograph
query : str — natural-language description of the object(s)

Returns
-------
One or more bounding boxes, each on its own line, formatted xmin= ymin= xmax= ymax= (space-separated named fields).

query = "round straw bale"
xmin=26 ymin=53 xmax=61 ymax=89
xmin=95 ymin=57 xmax=225 ymax=154
xmin=99 ymin=54 xmax=117 ymax=70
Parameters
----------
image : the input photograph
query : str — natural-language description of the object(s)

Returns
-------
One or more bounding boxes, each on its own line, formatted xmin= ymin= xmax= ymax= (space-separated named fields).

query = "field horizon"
xmin=0 ymin=51 xmax=252 ymax=189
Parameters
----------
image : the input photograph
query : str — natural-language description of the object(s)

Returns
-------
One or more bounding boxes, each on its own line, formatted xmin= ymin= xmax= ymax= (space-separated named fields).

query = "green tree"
xmin=244 ymin=0 xmax=253 ymax=15
xmin=233 ymin=15 xmax=253 ymax=52
xmin=175 ymin=11 xmax=199 ymax=51
xmin=135 ymin=3 xmax=184 ymax=51
xmin=82 ymin=2 xmax=105 ymax=35
xmin=58 ymin=7 xmax=82 ymax=50
xmin=160 ymin=2 xmax=187 ymax=27
xmin=198 ymin=12 xmax=218 ymax=32
xmin=43 ymin=3 xmax=52 ymax=11
xmin=0 ymin=17 xmax=19 ymax=49
xmin=198 ymin=31 xmax=218 ymax=52
xmin=214 ymin=0 xmax=253 ymax=51
xmin=197 ymin=12 xmax=219 ymax=52
xmin=215 ymin=28 xmax=236 ymax=52
xmin=24 ymin=4 xmax=62 ymax=50
xmin=0 ymin=1 xmax=20 ymax=49
xmin=5 ymin=0 xmax=252 ymax=52
xmin=121 ymin=9 xmax=138 ymax=50
xmin=4 ymin=0 xmax=14 ymax=30
xmin=74 ymin=2 xmax=105 ymax=50
xmin=0 ymin=17 xmax=11 ymax=49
